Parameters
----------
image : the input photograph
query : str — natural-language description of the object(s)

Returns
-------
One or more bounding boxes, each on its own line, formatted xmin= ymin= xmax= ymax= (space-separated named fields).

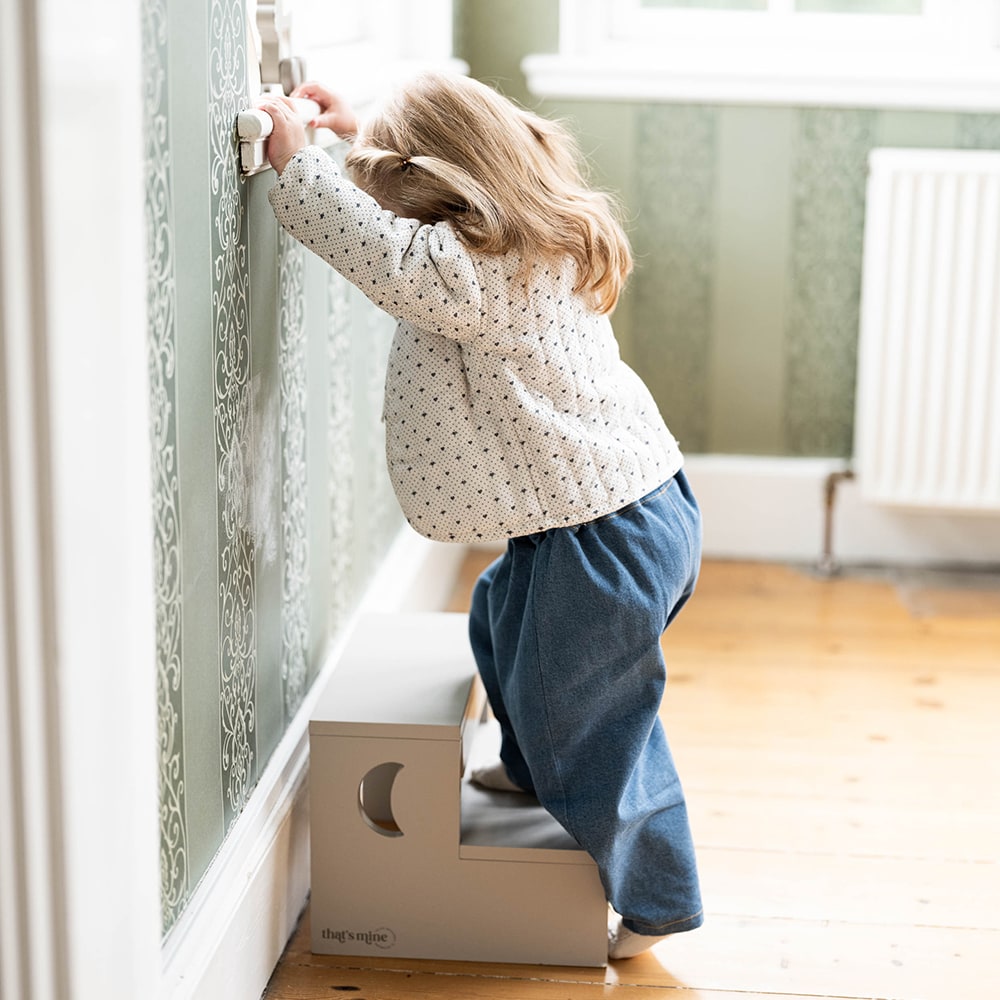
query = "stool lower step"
xmin=460 ymin=718 xmax=591 ymax=861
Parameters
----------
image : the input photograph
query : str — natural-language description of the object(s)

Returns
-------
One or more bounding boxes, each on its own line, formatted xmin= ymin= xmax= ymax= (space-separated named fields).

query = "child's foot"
xmin=607 ymin=909 xmax=669 ymax=960
xmin=468 ymin=760 xmax=528 ymax=793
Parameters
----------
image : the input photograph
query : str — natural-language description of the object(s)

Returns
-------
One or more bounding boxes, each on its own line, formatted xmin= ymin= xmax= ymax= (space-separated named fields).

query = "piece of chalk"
xmin=236 ymin=98 xmax=321 ymax=139
xmin=237 ymin=108 xmax=272 ymax=140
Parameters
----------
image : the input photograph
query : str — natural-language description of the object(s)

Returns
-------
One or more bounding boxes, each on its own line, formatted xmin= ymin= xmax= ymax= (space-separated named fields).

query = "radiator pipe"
xmin=818 ymin=468 xmax=855 ymax=577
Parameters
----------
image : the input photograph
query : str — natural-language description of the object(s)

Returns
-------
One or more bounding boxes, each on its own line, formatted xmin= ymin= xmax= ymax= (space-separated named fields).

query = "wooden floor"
xmin=265 ymin=556 xmax=1000 ymax=1000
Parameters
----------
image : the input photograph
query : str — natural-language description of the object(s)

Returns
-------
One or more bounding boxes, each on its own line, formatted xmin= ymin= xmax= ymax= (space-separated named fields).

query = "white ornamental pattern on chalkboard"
xmin=279 ymin=230 xmax=310 ymax=722
xmin=327 ymin=272 xmax=354 ymax=634
xmin=210 ymin=0 xmax=256 ymax=829
xmin=144 ymin=0 xmax=188 ymax=930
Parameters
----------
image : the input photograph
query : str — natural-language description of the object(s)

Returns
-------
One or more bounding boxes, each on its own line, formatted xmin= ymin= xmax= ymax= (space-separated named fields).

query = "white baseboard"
xmin=160 ymin=724 xmax=312 ymax=1000
xmin=832 ymin=476 xmax=1000 ymax=568
xmin=684 ymin=455 xmax=841 ymax=565
xmin=160 ymin=526 xmax=467 ymax=1000
xmin=684 ymin=454 xmax=1000 ymax=568
xmin=360 ymin=525 xmax=470 ymax=613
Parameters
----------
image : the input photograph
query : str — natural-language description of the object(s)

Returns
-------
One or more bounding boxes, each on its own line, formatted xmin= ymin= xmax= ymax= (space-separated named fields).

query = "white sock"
xmin=468 ymin=760 xmax=528 ymax=793
xmin=607 ymin=909 xmax=670 ymax=960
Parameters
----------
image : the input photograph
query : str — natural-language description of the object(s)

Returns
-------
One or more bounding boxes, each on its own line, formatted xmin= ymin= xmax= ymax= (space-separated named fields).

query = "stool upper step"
xmin=310 ymin=612 xmax=484 ymax=740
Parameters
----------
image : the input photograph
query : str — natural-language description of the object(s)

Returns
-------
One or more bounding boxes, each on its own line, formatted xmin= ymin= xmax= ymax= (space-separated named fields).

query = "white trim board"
xmin=522 ymin=52 xmax=1000 ymax=112
xmin=5 ymin=3 xmax=164 ymax=998
xmin=684 ymin=455 xmax=1000 ymax=568
xmin=160 ymin=527 xmax=467 ymax=1000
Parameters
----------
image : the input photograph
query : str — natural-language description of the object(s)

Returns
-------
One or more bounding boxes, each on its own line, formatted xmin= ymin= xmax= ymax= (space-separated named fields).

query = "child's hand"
xmin=259 ymin=98 xmax=306 ymax=176
xmin=291 ymin=82 xmax=359 ymax=139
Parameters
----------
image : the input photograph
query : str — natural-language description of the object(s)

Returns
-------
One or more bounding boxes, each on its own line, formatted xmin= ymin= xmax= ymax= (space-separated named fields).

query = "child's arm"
xmin=262 ymin=107 xmax=483 ymax=342
xmin=261 ymin=96 xmax=310 ymax=175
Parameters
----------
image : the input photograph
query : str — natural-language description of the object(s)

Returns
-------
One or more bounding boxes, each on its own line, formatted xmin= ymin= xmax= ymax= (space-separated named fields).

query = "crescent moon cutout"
xmin=358 ymin=761 xmax=405 ymax=837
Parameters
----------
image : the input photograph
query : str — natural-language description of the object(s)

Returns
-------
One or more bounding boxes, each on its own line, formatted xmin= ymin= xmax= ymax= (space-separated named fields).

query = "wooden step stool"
xmin=308 ymin=612 xmax=608 ymax=966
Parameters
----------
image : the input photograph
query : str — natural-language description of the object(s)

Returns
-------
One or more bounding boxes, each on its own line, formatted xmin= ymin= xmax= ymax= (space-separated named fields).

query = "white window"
xmin=293 ymin=0 xmax=464 ymax=106
xmin=524 ymin=0 xmax=1000 ymax=110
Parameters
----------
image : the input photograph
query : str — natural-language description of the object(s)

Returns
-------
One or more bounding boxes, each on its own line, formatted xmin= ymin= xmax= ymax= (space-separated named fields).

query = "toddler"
xmin=261 ymin=73 xmax=703 ymax=960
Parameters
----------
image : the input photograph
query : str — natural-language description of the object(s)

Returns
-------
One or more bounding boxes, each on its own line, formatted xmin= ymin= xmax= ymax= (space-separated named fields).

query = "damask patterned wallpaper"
xmin=143 ymin=0 xmax=402 ymax=935
xmin=455 ymin=0 xmax=1000 ymax=458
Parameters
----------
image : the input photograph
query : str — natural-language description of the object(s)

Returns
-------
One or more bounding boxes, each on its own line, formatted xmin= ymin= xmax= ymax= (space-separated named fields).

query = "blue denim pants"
xmin=468 ymin=471 xmax=704 ymax=936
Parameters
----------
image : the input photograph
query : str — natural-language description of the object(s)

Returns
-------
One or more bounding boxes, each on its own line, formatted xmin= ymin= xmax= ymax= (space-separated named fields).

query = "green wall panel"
xmin=632 ymin=104 xmax=718 ymax=454
xmin=145 ymin=0 xmax=403 ymax=937
xmin=167 ymin=0 xmax=222 ymax=923
xmin=785 ymin=108 xmax=876 ymax=456
xmin=710 ymin=107 xmax=794 ymax=454
xmin=958 ymin=113 xmax=1000 ymax=149
xmin=144 ymin=0 xmax=191 ymax=932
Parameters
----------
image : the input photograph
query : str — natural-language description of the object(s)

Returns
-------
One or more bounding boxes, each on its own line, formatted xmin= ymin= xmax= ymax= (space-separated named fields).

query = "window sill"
xmin=522 ymin=49 xmax=1000 ymax=112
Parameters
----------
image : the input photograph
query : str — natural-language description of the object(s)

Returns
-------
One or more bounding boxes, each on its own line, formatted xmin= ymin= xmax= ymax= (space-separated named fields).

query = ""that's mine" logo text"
xmin=321 ymin=926 xmax=396 ymax=949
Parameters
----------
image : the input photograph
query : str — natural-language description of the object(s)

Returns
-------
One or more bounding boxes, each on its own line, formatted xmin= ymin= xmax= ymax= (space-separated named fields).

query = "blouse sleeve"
xmin=268 ymin=146 xmax=484 ymax=341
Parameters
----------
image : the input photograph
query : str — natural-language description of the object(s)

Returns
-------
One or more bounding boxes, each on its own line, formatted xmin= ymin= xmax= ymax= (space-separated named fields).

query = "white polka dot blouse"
xmin=269 ymin=146 xmax=683 ymax=544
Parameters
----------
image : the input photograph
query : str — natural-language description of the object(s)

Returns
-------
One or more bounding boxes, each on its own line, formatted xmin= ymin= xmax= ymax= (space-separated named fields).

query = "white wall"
xmin=1 ymin=1 xmax=163 ymax=998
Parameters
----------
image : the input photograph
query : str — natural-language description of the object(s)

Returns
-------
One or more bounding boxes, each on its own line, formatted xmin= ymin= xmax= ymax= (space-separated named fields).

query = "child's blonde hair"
xmin=345 ymin=72 xmax=633 ymax=314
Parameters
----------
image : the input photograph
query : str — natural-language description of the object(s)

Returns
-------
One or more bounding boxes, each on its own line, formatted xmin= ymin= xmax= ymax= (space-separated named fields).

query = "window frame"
xmin=525 ymin=0 xmax=1000 ymax=110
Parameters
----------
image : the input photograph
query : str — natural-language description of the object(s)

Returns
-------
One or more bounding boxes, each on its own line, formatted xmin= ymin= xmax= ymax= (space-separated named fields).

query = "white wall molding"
xmin=359 ymin=525 xmax=470 ymax=615
xmin=685 ymin=455 xmax=1000 ymax=568
xmin=160 ymin=526 xmax=467 ymax=1000
xmin=1 ymin=2 xmax=164 ymax=1000
xmin=1 ymin=2 xmax=72 ymax=997
xmin=523 ymin=50 xmax=1000 ymax=112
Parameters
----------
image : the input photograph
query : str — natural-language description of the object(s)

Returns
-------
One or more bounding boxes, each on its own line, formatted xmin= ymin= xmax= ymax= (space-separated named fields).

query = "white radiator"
xmin=855 ymin=148 xmax=1000 ymax=512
